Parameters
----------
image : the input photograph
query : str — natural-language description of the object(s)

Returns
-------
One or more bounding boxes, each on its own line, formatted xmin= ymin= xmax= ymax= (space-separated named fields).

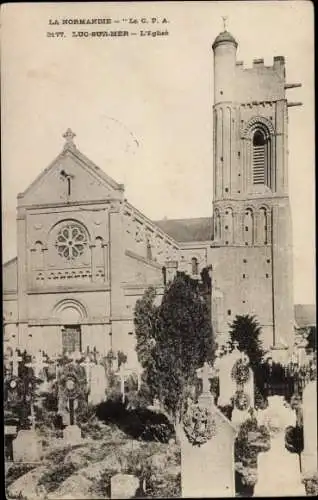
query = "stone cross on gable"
xmin=63 ymin=128 xmax=76 ymax=146
xmin=197 ymin=362 xmax=215 ymax=394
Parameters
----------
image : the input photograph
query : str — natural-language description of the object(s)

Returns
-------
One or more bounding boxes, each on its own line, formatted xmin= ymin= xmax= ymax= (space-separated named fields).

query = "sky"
xmin=1 ymin=1 xmax=315 ymax=304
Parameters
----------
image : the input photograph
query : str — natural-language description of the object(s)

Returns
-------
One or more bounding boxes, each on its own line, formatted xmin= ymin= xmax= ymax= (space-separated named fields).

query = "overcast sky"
xmin=1 ymin=1 xmax=315 ymax=304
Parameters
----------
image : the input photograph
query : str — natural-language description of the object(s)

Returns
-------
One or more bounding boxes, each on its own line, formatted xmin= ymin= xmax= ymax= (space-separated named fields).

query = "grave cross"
xmin=116 ymin=363 xmax=130 ymax=403
xmin=80 ymin=356 xmax=95 ymax=386
xmin=26 ymin=350 xmax=49 ymax=379
xmin=9 ymin=350 xmax=23 ymax=377
xmin=197 ymin=362 xmax=215 ymax=395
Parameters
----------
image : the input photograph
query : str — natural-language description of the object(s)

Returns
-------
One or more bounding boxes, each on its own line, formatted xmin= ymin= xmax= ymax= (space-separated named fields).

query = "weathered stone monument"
xmin=302 ymin=380 xmax=317 ymax=479
xmin=181 ymin=362 xmax=237 ymax=497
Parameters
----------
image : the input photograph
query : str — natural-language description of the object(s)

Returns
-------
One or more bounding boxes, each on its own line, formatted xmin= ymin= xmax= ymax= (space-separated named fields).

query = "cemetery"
xmin=4 ymin=274 xmax=317 ymax=499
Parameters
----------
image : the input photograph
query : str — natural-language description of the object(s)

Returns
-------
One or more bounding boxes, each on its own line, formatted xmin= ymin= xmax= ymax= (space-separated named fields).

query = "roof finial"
xmin=222 ymin=15 xmax=228 ymax=32
xmin=63 ymin=128 xmax=76 ymax=149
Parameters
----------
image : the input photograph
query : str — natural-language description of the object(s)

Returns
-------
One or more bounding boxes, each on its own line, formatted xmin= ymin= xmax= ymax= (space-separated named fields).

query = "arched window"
xmin=259 ymin=208 xmax=268 ymax=245
xmin=214 ymin=209 xmax=221 ymax=240
xmin=191 ymin=257 xmax=199 ymax=276
xmin=244 ymin=209 xmax=254 ymax=246
xmin=252 ymin=129 xmax=271 ymax=187
xmin=224 ymin=208 xmax=234 ymax=244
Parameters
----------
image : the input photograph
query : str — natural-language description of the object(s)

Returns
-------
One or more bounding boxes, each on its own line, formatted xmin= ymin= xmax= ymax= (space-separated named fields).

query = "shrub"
xmin=303 ymin=474 xmax=318 ymax=496
xmin=38 ymin=462 xmax=77 ymax=492
xmin=5 ymin=464 xmax=36 ymax=488
xmin=96 ymin=399 xmax=174 ymax=443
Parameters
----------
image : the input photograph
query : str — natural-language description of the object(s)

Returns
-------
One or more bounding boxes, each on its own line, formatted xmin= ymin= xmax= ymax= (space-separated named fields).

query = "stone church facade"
xmin=3 ymin=29 xmax=296 ymax=366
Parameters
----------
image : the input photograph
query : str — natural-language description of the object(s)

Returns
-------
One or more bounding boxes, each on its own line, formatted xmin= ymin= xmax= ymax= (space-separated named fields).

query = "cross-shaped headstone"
xmin=116 ymin=363 xmax=130 ymax=403
xmin=9 ymin=350 xmax=23 ymax=377
xmin=80 ymin=356 xmax=95 ymax=386
xmin=26 ymin=350 xmax=49 ymax=379
xmin=70 ymin=350 xmax=82 ymax=363
xmin=197 ymin=362 xmax=215 ymax=394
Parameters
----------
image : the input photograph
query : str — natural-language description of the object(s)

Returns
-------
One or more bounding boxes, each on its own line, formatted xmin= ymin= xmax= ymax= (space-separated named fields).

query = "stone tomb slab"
xmin=12 ymin=429 xmax=43 ymax=463
xmin=63 ymin=424 xmax=82 ymax=445
xmin=111 ymin=473 xmax=140 ymax=499
xmin=181 ymin=394 xmax=237 ymax=498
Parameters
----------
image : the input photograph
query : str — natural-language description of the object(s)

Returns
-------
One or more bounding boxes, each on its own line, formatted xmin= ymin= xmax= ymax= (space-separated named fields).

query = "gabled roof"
xmin=294 ymin=304 xmax=316 ymax=329
xmin=3 ymin=257 xmax=18 ymax=292
xmin=18 ymin=139 xmax=124 ymax=205
xmin=154 ymin=217 xmax=213 ymax=242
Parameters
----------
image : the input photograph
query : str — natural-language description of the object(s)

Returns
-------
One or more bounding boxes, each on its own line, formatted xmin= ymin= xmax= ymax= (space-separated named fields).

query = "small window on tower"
xmin=191 ymin=257 xmax=199 ymax=276
xmin=225 ymin=225 xmax=228 ymax=230
xmin=225 ymin=188 xmax=229 ymax=193
xmin=227 ymin=309 xmax=231 ymax=316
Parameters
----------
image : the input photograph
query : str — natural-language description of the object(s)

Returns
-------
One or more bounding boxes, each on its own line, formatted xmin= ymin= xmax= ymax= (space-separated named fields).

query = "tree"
xmin=134 ymin=272 xmax=214 ymax=429
xmin=229 ymin=314 xmax=265 ymax=370
xmin=306 ymin=326 xmax=317 ymax=353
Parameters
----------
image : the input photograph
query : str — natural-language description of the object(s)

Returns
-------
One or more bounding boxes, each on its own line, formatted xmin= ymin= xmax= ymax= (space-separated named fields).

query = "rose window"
xmin=55 ymin=223 xmax=88 ymax=261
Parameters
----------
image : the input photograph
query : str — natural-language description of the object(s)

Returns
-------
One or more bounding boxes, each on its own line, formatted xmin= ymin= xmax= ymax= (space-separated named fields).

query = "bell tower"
xmin=211 ymin=26 xmax=301 ymax=352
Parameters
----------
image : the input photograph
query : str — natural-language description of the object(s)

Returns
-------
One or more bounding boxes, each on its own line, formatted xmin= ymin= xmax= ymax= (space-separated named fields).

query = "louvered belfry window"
xmin=253 ymin=130 xmax=268 ymax=185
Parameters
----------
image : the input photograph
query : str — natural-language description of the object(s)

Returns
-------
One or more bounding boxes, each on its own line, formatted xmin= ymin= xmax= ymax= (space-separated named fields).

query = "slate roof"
xmin=212 ymin=30 xmax=238 ymax=49
xmin=153 ymin=217 xmax=213 ymax=243
xmin=294 ymin=304 xmax=316 ymax=328
xmin=3 ymin=257 xmax=18 ymax=292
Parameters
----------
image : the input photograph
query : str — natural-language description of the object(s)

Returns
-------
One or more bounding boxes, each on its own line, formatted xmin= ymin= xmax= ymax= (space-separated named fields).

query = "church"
xmin=3 ymin=28 xmax=299 ymax=367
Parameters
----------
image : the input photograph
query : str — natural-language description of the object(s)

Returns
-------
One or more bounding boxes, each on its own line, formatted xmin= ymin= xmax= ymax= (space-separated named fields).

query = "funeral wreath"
xmin=183 ymin=403 xmax=216 ymax=446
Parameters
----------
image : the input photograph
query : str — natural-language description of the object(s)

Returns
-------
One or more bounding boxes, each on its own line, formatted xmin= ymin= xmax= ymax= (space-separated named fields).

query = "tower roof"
xmin=212 ymin=30 xmax=238 ymax=50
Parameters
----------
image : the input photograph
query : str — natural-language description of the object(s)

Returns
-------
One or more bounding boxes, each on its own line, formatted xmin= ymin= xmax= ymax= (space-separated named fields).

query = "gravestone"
xmin=302 ymin=380 xmax=317 ymax=479
xmin=254 ymin=396 xmax=305 ymax=496
xmin=115 ymin=363 xmax=131 ymax=403
xmin=111 ymin=473 xmax=139 ymax=499
xmin=181 ymin=362 xmax=237 ymax=497
xmin=64 ymin=424 xmax=82 ymax=445
xmin=89 ymin=362 xmax=107 ymax=405
xmin=12 ymin=429 xmax=42 ymax=462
